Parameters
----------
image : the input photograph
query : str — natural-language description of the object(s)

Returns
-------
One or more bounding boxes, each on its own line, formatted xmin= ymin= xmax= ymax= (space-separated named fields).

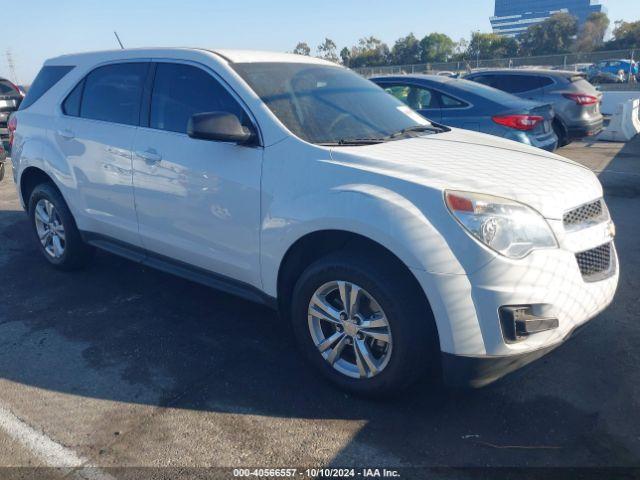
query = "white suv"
xmin=10 ymin=49 xmax=618 ymax=395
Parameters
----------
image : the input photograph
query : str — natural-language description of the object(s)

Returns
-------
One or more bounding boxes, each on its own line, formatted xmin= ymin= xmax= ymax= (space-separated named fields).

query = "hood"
xmin=329 ymin=128 xmax=602 ymax=220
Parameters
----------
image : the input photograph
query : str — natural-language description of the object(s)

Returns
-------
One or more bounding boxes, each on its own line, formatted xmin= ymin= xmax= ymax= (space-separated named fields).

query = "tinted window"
xmin=62 ymin=79 xmax=84 ymax=116
xmin=0 ymin=81 xmax=17 ymax=96
xmin=477 ymin=74 xmax=552 ymax=94
xmin=81 ymin=63 xmax=148 ymax=125
xmin=150 ymin=63 xmax=246 ymax=134
xmin=233 ymin=63 xmax=433 ymax=144
xmin=19 ymin=66 xmax=74 ymax=110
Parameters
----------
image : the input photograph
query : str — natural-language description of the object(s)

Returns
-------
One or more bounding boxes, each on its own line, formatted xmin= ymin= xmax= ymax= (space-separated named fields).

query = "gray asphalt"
xmin=0 ymin=138 xmax=639 ymax=476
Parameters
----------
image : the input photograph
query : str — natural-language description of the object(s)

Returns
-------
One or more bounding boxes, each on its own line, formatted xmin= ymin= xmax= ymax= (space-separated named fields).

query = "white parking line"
xmin=0 ymin=403 xmax=115 ymax=479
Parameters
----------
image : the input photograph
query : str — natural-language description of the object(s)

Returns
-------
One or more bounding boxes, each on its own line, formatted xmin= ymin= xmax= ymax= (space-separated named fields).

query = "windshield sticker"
xmin=397 ymin=106 xmax=430 ymax=126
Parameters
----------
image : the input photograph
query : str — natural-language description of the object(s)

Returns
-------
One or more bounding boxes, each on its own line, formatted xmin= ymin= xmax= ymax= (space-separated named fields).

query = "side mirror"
xmin=187 ymin=112 xmax=255 ymax=145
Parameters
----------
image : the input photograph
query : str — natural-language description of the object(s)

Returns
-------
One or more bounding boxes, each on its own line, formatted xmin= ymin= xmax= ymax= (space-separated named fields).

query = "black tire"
xmin=291 ymin=250 xmax=440 ymax=397
xmin=553 ymin=119 xmax=570 ymax=148
xmin=0 ymin=163 xmax=4 ymax=182
xmin=28 ymin=182 xmax=94 ymax=270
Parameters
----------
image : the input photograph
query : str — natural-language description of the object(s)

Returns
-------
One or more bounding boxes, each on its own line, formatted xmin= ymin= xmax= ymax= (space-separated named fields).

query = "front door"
xmin=132 ymin=62 xmax=262 ymax=287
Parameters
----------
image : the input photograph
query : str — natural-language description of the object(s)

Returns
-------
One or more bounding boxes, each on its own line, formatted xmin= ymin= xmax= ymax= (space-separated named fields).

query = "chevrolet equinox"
xmin=10 ymin=49 xmax=618 ymax=395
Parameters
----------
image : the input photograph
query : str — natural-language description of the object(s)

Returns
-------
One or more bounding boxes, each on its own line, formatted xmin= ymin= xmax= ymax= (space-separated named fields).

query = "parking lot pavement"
xmin=0 ymin=138 xmax=639 ymax=474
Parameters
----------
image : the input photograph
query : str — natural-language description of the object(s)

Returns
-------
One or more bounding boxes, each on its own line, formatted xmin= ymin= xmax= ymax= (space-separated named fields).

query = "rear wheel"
xmin=553 ymin=118 xmax=570 ymax=147
xmin=291 ymin=250 xmax=439 ymax=396
xmin=28 ymin=182 xmax=94 ymax=270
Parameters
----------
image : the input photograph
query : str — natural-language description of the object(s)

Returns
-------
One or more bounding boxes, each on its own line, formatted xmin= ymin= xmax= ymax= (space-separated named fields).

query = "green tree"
xmin=349 ymin=37 xmax=390 ymax=68
xmin=519 ymin=13 xmax=578 ymax=55
xmin=467 ymin=32 xmax=519 ymax=60
xmin=293 ymin=42 xmax=311 ymax=56
xmin=419 ymin=33 xmax=456 ymax=62
xmin=574 ymin=12 xmax=610 ymax=51
xmin=390 ymin=33 xmax=421 ymax=65
xmin=317 ymin=38 xmax=339 ymax=63
xmin=340 ymin=47 xmax=351 ymax=66
xmin=604 ymin=20 xmax=640 ymax=49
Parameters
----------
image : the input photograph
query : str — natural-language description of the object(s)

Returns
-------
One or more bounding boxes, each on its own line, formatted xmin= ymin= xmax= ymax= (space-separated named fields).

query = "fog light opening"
xmin=499 ymin=306 xmax=559 ymax=344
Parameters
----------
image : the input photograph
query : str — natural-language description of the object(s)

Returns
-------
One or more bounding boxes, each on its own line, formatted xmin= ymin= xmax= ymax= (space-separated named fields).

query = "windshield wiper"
xmin=385 ymin=124 xmax=446 ymax=140
xmin=318 ymin=138 xmax=386 ymax=146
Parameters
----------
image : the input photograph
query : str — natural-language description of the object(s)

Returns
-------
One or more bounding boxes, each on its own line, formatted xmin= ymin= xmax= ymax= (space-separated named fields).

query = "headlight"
xmin=445 ymin=190 xmax=557 ymax=259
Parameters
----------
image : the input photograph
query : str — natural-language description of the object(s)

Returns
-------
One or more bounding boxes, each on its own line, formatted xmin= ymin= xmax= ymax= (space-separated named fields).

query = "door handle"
xmin=135 ymin=149 xmax=162 ymax=165
xmin=57 ymin=129 xmax=75 ymax=140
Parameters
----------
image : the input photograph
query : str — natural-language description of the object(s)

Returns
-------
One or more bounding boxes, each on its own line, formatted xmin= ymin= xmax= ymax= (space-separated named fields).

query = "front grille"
xmin=576 ymin=243 xmax=613 ymax=280
xmin=563 ymin=200 xmax=605 ymax=228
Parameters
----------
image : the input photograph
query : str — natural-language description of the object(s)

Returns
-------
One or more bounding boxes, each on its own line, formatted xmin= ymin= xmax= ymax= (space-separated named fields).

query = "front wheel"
xmin=291 ymin=251 xmax=439 ymax=396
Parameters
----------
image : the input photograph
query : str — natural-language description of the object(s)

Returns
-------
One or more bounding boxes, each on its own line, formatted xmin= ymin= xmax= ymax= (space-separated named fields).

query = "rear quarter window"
xmin=19 ymin=66 xmax=74 ymax=110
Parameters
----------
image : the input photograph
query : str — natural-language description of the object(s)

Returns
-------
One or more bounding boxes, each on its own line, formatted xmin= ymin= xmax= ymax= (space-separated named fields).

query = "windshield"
xmin=232 ymin=62 xmax=433 ymax=145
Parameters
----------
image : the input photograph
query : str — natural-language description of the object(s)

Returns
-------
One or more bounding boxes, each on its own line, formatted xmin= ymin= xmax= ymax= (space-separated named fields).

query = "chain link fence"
xmin=354 ymin=48 xmax=638 ymax=78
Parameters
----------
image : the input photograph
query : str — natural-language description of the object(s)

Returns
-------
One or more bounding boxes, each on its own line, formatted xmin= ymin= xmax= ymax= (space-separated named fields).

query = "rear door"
xmin=55 ymin=61 xmax=149 ymax=246
xmin=131 ymin=61 xmax=263 ymax=286
xmin=434 ymin=91 xmax=474 ymax=129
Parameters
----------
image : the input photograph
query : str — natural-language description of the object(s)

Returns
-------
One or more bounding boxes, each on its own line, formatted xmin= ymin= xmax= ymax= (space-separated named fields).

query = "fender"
xmin=14 ymin=125 xmax=83 ymax=221
xmin=261 ymin=182 xmax=495 ymax=297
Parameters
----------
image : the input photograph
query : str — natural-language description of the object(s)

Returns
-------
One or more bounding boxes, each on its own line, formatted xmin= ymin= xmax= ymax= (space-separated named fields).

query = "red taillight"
xmin=492 ymin=114 xmax=543 ymax=131
xmin=563 ymin=93 xmax=598 ymax=106
xmin=7 ymin=115 xmax=17 ymax=150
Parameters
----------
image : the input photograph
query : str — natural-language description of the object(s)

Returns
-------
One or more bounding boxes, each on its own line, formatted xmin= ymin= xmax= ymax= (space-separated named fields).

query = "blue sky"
xmin=2 ymin=0 xmax=639 ymax=83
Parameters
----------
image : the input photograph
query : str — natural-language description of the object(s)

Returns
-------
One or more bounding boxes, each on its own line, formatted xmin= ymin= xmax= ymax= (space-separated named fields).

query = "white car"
xmin=10 ymin=49 xmax=618 ymax=395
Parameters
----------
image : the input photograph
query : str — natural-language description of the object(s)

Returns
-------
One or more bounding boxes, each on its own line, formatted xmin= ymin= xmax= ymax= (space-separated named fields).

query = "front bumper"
xmin=442 ymin=321 xmax=591 ymax=388
xmin=411 ymin=222 xmax=618 ymax=387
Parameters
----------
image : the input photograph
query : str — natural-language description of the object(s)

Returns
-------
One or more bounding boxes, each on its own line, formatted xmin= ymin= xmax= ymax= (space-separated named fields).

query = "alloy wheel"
xmin=34 ymin=198 xmax=66 ymax=259
xmin=307 ymin=281 xmax=393 ymax=379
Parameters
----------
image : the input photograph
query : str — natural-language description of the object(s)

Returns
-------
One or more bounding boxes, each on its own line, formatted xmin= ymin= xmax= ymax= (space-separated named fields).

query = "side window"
xmin=499 ymin=75 xmax=547 ymax=93
xmin=62 ymin=79 xmax=84 ymax=117
xmin=440 ymin=93 xmax=468 ymax=108
xmin=382 ymin=84 xmax=436 ymax=110
xmin=494 ymin=75 xmax=522 ymax=93
xmin=412 ymin=87 xmax=437 ymax=110
xmin=80 ymin=63 xmax=148 ymax=126
xmin=384 ymin=86 xmax=410 ymax=105
xmin=469 ymin=75 xmax=496 ymax=88
xmin=150 ymin=63 xmax=246 ymax=134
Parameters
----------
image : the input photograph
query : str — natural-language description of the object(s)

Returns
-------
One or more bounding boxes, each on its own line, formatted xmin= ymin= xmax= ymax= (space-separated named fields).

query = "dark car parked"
xmin=464 ymin=69 xmax=603 ymax=146
xmin=371 ymin=74 xmax=558 ymax=151
xmin=0 ymin=77 xmax=24 ymax=150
